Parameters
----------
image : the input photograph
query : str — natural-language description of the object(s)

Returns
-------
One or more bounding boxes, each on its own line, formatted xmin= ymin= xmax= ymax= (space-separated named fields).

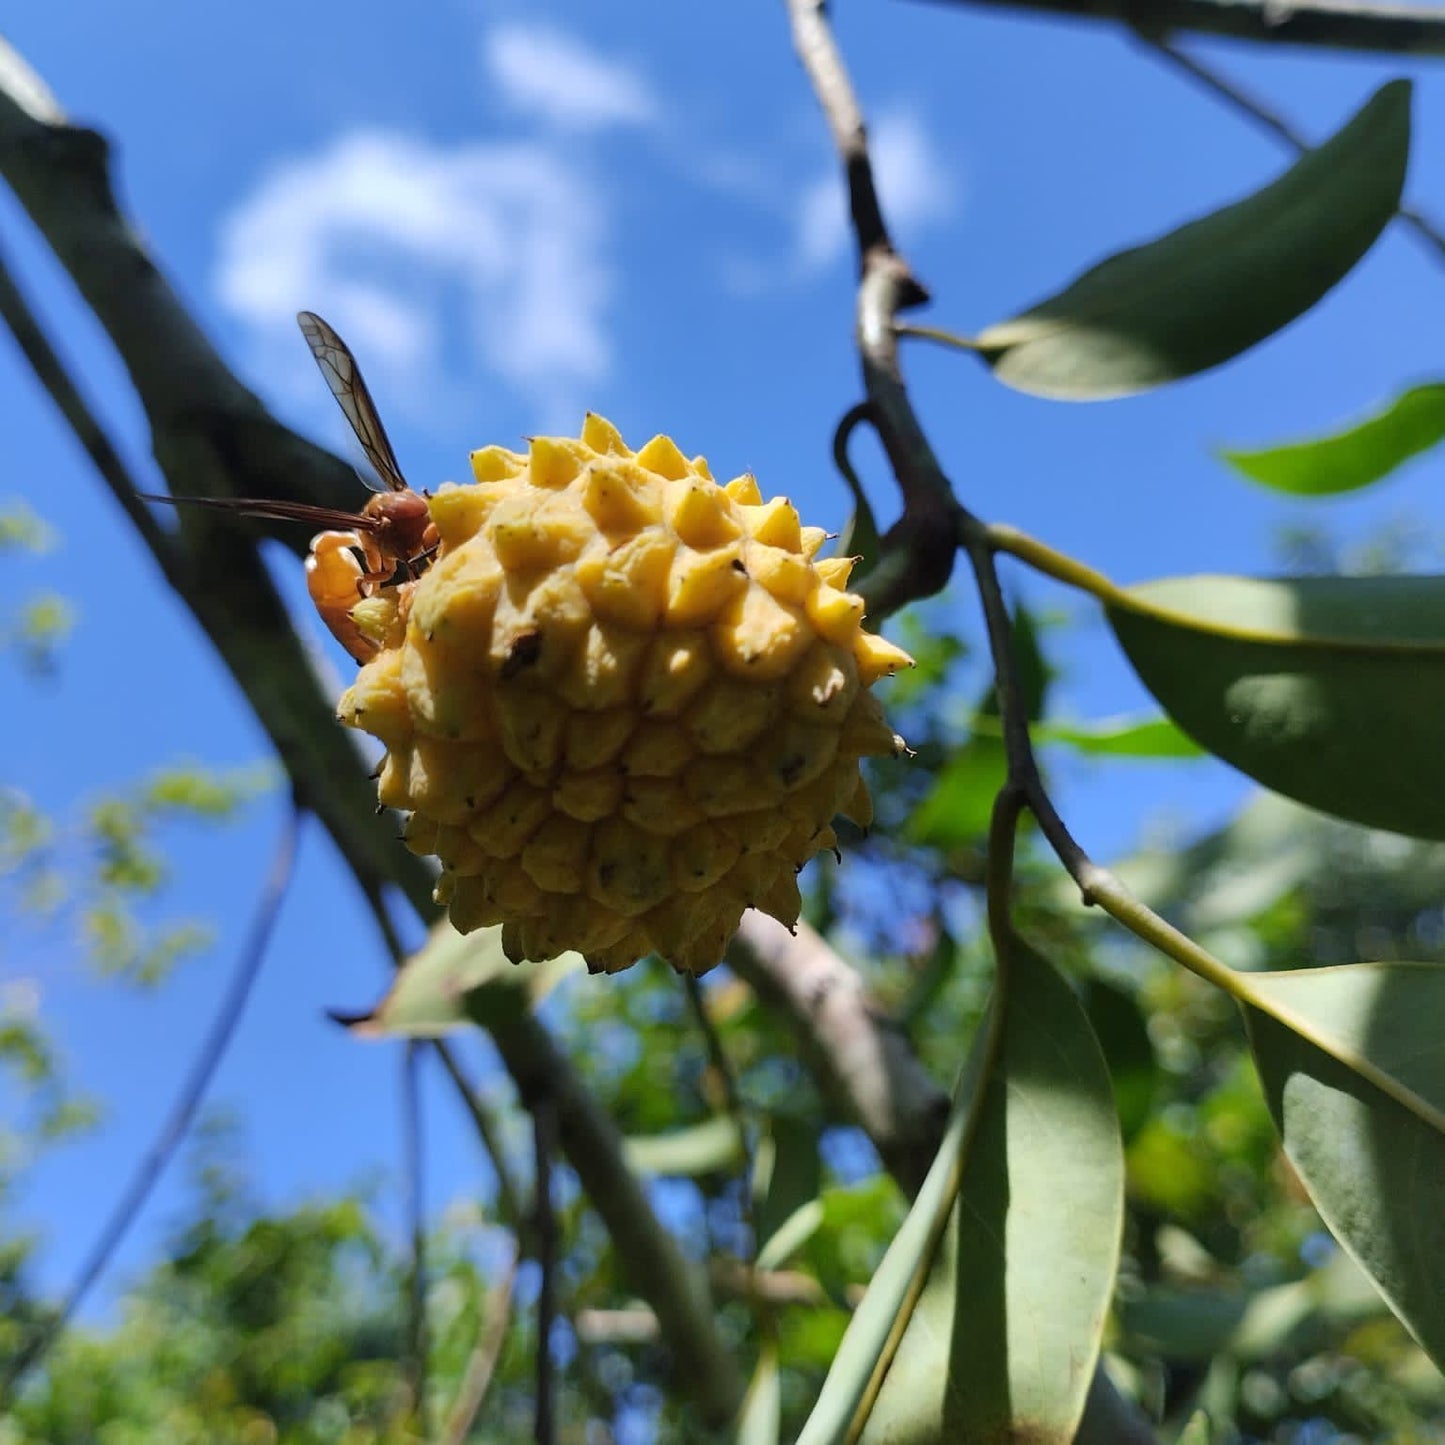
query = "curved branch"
xmin=0 ymin=50 xmax=438 ymax=923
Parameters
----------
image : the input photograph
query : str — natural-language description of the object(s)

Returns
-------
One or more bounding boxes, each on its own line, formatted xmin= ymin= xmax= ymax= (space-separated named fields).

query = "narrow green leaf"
xmin=625 ymin=1115 xmax=746 ymax=1177
xmin=976 ymin=81 xmax=1410 ymax=399
xmin=861 ymin=939 xmax=1123 ymax=1443
xmin=1106 ymin=573 xmax=1445 ymax=841
xmin=1244 ymin=962 xmax=1445 ymax=1369
xmin=798 ymin=940 xmax=1123 ymax=1443
xmin=757 ymin=1200 xmax=825 ymax=1274
xmin=736 ymin=1339 xmax=782 ymax=1445
xmin=336 ymin=922 xmax=581 ymax=1037
xmin=754 ymin=1115 xmax=823 ymax=1268
xmin=1222 ymin=383 xmax=1445 ymax=496
xmin=796 ymin=998 xmax=999 ymax=1444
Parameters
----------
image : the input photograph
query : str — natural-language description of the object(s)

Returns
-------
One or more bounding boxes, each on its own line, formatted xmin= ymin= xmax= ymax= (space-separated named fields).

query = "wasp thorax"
xmin=336 ymin=414 xmax=912 ymax=977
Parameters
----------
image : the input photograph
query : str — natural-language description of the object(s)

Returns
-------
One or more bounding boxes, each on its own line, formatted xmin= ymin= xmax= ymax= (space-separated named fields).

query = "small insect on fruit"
xmin=142 ymin=311 xmax=436 ymax=662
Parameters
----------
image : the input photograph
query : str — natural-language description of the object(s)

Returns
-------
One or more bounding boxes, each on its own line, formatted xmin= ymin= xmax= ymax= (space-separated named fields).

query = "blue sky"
xmin=4 ymin=0 xmax=1445 ymax=1315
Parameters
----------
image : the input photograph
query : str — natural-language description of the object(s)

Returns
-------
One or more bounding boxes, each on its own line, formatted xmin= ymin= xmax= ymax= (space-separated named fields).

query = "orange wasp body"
xmin=146 ymin=311 xmax=437 ymax=662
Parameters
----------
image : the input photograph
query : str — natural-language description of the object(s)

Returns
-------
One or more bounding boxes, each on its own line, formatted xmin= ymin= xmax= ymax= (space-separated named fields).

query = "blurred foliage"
xmin=0 ymin=764 xmax=273 ymax=985
xmin=0 ymin=504 xmax=73 ymax=676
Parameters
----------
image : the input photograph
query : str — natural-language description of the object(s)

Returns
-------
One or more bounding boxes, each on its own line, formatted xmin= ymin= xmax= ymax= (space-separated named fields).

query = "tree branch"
xmin=911 ymin=0 xmax=1445 ymax=57
xmin=785 ymin=0 xmax=956 ymax=623
xmin=2 ymin=39 xmax=744 ymax=1427
xmin=727 ymin=912 xmax=948 ymax=1197
xmin=478 ymin=997 xmax=744 ymax=1427
xmin=0 ymin=47 xmax=438 ymax=924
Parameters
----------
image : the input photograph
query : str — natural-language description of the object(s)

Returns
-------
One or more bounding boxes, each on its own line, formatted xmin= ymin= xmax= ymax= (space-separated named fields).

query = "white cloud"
xmin=213 ymin=129 xmax=610 ymax=423
xmin=795 ymin=109 xmax=955 ymax=274
xmin=483 ymin=23 xmax=658 ymax=132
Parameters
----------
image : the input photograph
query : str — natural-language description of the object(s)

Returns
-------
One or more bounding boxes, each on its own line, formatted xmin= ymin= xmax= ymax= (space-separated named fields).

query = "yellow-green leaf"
xmin=976 ymin=81 xmax=1410 ymax=399
xmin=337 ymin=921 xmax=581 ymax=1037
xmin=1222 ymin=382 xmax=1445 ymax=496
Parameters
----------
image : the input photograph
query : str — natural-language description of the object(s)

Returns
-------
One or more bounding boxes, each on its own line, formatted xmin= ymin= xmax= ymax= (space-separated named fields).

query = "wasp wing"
xmin=139 ymin=492 xmax=382 ymax=532
xmin=297 ymin=310 xmax=410 ymax=494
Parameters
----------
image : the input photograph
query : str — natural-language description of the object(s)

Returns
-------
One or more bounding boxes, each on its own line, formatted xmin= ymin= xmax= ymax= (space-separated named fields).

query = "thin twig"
xmin=361 ymin=891 xmax=529 ymax=1237
xmin=0 ymin=796 xmax=304 ymax=1403
xmin=684 ymin=976 xmax=746 ymax=1128
xmin=441 ymin=1250 xmax=518 ymax=1445
xmin=786 ymin=0 xmax=956 ymax=623
xmin=401 ymin=1041 xmax=429 ymax=1426
xmin=481 ymin=1003 xmax=744 ymax=1424
xmin=910 ymin=0 xmax=1445 ymax=57
xmin=531 ymin=1095 xmax=558 ymax=1445
xmin=684 ymin=972 xmax=756 ymax=1267
xmin=783 ymin=3 xmax=1159 ymax=1439
xmin=431 ymin=1039 xmax=529 ymax=1236
xmin=1147 ymin=35 xmax=1445 ymax=264
xmin=727 ymin=913 xmax=948 ymax=1197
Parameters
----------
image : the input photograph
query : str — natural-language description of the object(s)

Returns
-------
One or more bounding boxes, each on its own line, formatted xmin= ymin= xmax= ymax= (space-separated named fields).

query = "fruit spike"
xmin=334 ymin=416 xmax=913 ymax=977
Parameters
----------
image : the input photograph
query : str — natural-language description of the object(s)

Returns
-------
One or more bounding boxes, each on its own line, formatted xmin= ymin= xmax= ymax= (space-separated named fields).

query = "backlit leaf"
xmin=1222 ymin=383 xmax=1445 ymax=496
xmin=1245 ymin=962 xmax=1445 ymax=1368
xmin=798 ymin=938 xmax=1122 ymax=1443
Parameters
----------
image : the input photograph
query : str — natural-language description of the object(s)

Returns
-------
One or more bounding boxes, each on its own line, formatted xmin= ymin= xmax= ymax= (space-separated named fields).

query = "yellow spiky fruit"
xmin=337 ymin=415 xmax=912 ymax=976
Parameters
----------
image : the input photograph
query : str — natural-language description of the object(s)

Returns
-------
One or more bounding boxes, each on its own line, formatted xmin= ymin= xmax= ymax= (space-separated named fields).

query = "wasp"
xmin=144 ymin=311 xmax=436 ymax=662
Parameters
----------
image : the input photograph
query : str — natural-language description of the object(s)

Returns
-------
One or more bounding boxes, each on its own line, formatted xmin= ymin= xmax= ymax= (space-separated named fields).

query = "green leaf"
xmin=1177 ymin=1410 xmax=1213 ymax=1445
xmin=798 ymin=939 xmax=1123 ymax=1444
xmin=1106 ymin=573 xmax=1445 ymax=841
xmin=976 ymin=81 xmax=1411 ymax=399
xmin=336 ymin=921 xmax=581 ymax=1037
xmin=1244 ymin=962 xmax=1445 ymax=1369
xmin=1222 ymin=383 xmax=1445 ymax=496
xmin=624 ymin=1115 xmax=744 ymax=1177
xmin=909 ymin=606 xmax=1046 ymax=847
xmin=754 ymin=1114 xmax=823 ymax=1269
xmin=736 ymin=1339 xmax=782 ymax=1445
xmin=860 ymin=938 xmax=1123 ymax=1444
xmin=1085 ymin=979 xmax=1159 ymax=1143
xmin=1036 ymin=714 xmax=1205 ymax=759
xmin=906 ymin=735 xmax=1007 ymax=846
